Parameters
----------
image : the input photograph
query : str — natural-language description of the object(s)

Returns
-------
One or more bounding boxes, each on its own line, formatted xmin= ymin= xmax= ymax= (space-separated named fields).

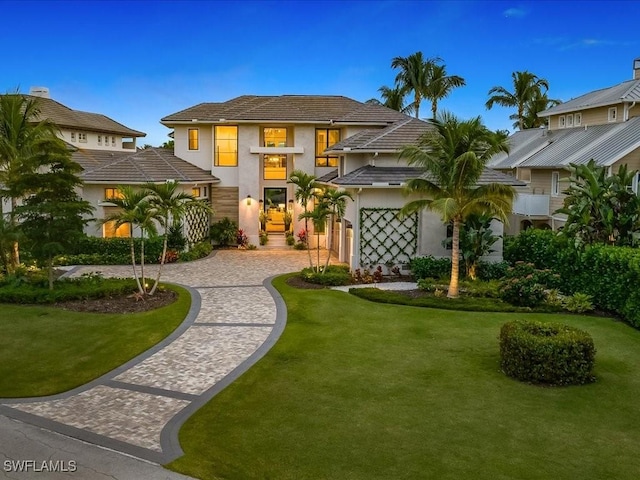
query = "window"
xmin=551 ymin=171 xmax=560 ymax=196
xmin=104 ymin=188 xmax=123 ymax=200
xmin=574 ymin=113 xmax=582 ymax=127
xmin=558 ymin=116 xmax=566 ymax=128
xmin=608 ymin=107 xmax=617 ymax=122
xmin=188 ymin=128 xmax=199 ymax=150
xmin=214 ymin=125 xmax=238 ymax=166
xmin=263 ymin=127 xmax=287 ymax=147
xmin=264 ymin=154 xmax=287 ymax=180
xmin=316 ymin=128 xmax=340 ymax=167
xmin=632 ymin=172 xmax=640 ymax=195
xmin=517 ymin=168 xmax=531 ymax=182
xmin=78 ymin=133 xmax=87 ymax=143
xmin=103 ymin=221 xmax=130 ymax=238
xmin=70 ymin=132 xmax=76 ymax=142
xmin=112 ymin=136 xmax=116 ymax=146
xmin=566 ymin=114 xmax=574 ymax=128
xmin=192 ymin=187 xmax=207 ymax=198
xmin=98 ymin=135 xmax=102 ymax=145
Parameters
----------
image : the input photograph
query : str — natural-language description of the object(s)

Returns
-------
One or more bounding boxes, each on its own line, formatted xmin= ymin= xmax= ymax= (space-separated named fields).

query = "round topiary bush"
xmin=499 ymin=320 xmax=596 ymax=386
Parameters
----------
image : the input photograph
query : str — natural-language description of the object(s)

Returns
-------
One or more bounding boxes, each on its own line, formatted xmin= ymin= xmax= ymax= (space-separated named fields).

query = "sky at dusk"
xmin=1 ymin=0 xmax=638 ymax=146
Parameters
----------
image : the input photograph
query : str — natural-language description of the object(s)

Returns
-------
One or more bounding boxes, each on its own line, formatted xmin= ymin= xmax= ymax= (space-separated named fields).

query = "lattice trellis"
xmin=183 ymin=202 xmax=210 ymax=245
xmin=359 ymin=208 xmax=417 ymax=267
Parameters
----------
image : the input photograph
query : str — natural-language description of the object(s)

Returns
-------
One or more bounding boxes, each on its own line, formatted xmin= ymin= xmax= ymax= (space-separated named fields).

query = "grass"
xmin=167 ymin=275 xmax=640 ymax=480
xmin=0 ymin=284 xmax=190 ymax=398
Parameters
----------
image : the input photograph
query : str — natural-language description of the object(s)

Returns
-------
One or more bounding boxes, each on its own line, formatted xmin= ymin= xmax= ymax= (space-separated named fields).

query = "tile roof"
xmin=540 ymin=79 xmax=640 ymax=117
xmin=161 ymin=95 xmax=408 ymax=125
xmin=325 ymin=166 xmax=525 ymax=187
xmin=490 ymin=117 xmax=640 ymax=169
xmin=327 ymin=118 xmax=433 ymax=153
xmin=74 ymin=148 xmax=219 ymax=184
xmin=18 ymin=95 xmax=146 ymax=137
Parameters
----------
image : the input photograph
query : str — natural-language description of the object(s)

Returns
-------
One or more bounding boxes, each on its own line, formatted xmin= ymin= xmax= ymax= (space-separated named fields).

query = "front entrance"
xmin=262 ymin=187 xmax=289 ymax=233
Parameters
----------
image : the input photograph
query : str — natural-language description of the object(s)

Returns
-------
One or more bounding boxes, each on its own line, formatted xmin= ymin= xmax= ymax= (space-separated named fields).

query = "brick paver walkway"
xmin=0 ymin=250 xmax=310 ymax=463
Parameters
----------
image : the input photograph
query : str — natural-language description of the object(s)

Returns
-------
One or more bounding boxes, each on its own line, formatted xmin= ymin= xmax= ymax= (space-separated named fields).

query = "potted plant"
xmin=259 ymin=210 xmax=268 ymax=231
xmin=283 ymin=210 xmax=293 ymax=233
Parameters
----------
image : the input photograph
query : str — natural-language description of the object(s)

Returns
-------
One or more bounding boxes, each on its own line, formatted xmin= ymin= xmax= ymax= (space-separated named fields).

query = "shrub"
xmin=236 ymin=229 xmax=248 ymax=248
xmin=259 ymin=232 xmax=269 ymax=245
xmin=167 ymin=223 xmax=187 ymax=251
xmin=499 ymin=320 xmax=596 ymax=386
xmin=564 ymin=293 xmax=594 ymax=313
xmin=476 ymin=261 xmax=509 ymax=281
xmin=302 ymin=265 xmax=351 ymax=286
xmin=410 ymin=256 xmax=452 ymax=280
xmin=210 ymin=218 xmax=238 ymax=246
xmin=293 ymin=242 xmax=307 ymax=250
xmin=178 ymin=241 xmax=212 ymax=262
xmin=286 ymin=235 xmax=295 ymax=246
xmin=460 ymin=279 xmax=502 ymax=298
xmin=500 ymin=262 xmax=562 ymax=308
xmin=59 ymin=236 xmax=164 ymax=265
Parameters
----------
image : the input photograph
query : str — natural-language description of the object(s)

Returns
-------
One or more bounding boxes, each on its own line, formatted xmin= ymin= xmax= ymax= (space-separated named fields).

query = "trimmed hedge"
xmin=410 ymin=256 xmax=453 ymax=280
xmin=499 ymin=320 xmax=596 ymax=386
xmin=301 ymin=265 xmax=352 ymax=286
xmin=59 ymin=236 xmax=165 ymax=265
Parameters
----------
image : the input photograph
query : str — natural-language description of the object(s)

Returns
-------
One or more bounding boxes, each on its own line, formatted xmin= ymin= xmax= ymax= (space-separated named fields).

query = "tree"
xmin=399 ymin=111 xmax=516 ymax=298
xmin=509 ymin=90 xmax=561 ymax=130
xmin=424 ymin=64 xmax=466 ymax=119
xmin=0 ymin=92 xmax=61 ymax=271
xmin=486 ymin=71 xmax=550 ymax=131
xmin=391 ymin=51 xmax=442 ymax=119
xmin=161 ymin=139 xmax=174 ymax=149
xmin=319 ymin=187 xmax=353 ymax=272
xmin=288 ymin=169 xmax=318 ymax=268
xmin=367 ymin=85 xmax=415 ymax=115
xmin=443 ymin=214 xmax=500 ymax=280
xmin=144 ymin=181 xmax=210 ymax=295
xmin=299 ymin=200 xmax=331 ymax=273
xmin=556 ymin=160 xmax=640 ymax=247
xmin=101 ymin=186 xmax=158 ymax=295
xmin=14 ymin=141 xmax=93 ymax=289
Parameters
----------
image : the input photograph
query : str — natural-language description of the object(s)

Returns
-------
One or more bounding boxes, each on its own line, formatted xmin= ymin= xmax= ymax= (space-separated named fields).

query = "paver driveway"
xmin=0 ymin=250 xmax=310 ymax=464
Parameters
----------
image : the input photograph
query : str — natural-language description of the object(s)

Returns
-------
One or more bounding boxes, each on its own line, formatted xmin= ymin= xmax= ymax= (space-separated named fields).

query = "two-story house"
xmin=489 ymin=59 xmax=640 ymax=233
xmin=162 ymin=96 xmax=522 ymax=270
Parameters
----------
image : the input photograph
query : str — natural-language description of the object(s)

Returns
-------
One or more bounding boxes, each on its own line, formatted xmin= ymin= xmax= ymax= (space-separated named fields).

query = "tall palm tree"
xmin=320 ymin=187 xmax=353 ymax=272
xmin=101 ymin=186 xmax=158 ymax=295
xmin=288 ymin=169 xmax=318 ymax=268
xmin=0 ymin=92 xmax=60 ymax=270
xmin=367 ymin=85 xmax=415 ymax=116
xmin=485 ymin=71 xmax=550 ymax=131
xmin=144 ymin=181 xmax=210 ymax=295
xmin=400 ymin=111 xmax=516 ymax=298
xmin=509 ymin=90 xmax=561 ymax=130
xmin=391 ymin=51 xmax=442 ymax=119
xmin=424 ymin=64 xmax=466 ymax=119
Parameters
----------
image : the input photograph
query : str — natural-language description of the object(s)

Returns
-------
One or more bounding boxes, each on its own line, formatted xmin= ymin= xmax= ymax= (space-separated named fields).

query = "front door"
xmin=263 ymin=187 xmax=287 ymax=233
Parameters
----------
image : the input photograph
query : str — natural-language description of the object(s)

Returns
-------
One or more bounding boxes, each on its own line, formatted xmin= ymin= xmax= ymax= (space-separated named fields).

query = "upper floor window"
xmin=104 ymin=188 xmax=124 ymax=200
xmin=214 ymin=125 xmax=238 ymax=166
xmin=70 ymin=132 xmax=76 ymax=142
xmin=316 ymin=128 xmax=340 ymax=167
xmin=566 ymin=114 xmax=574 ymax=128
xmin=78 ymin=133 xmax=87 ymax=143
xmin=264 ymin=127 xmax=287 ymax=147
xmin=264 ymin=154 xmax=287 ymax=180
xmin=188 ymin=128 xmax=199 ymax=150
xmin=608 ymin=107 xmax=617 ymax=122
xmin=551 ymin=171 xmax=560 ymax=196
xmin=575 ymin=113 xmax=582 ymax=127
xmin=98 ymin=135 xmax=102 ymax=145
xmin=112 ymin=136 xmax=116 ymax=146
xmin=558 ymin=116 xmax=566 ymax=129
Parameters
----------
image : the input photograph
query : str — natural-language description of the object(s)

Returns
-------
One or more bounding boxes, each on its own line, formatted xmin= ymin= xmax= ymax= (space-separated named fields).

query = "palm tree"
xmin=101 ymin=186 xmax=158 ymax=295
xmin=0 ymin=92 xmax=60 ymax=270
xmin=509 ymin=90 xmax=561 ymax=130
xmin=485 ymin=71 xmax=550 ymax=131
xmin=424 ymin=64 xmax=466 ymax=119
xmin=288 ymin=169 xmax=318 ymax=268
xmin=320 ymin=188 xmax=353 ymax=272
xmin=399 ymin=111 xmax=516 ymax=298
xmin=391 ymin=51 xmax=442 ymax=119
xmin=144 ymin=181 xmax=210 ymax=295
xmin=367 ymin=85 xmax=415 ymax=116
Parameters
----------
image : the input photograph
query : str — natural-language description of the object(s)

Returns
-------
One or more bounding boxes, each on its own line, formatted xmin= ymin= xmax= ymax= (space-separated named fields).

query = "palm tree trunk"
xmin=304 ymin=207 xmax=313 ymax=269
xmin=316 ymin=233 xmax=321 ymax=273
xmin=323 ymin=215 xmax=333 ymax=273
xmin=130 ymin=237 xmax=143 ymax=294
xmin=150 ymin=233 xmax=168 ymax=296
xmin=10 ymin=197 xmax=19 ymax=269
xmin=431 ymin=101 xmax=437 ymax=119
xmin=140 ymin=234 xmax=147 ymax=295
xmin=518 ymin=105 xmax=524 ymax=131
xmin=48 ymin=256 xmax=54 ymax=290
xmin=448 ymin=218 xmax=461 ymax=298
xmin=414 ymin=94 xmax=420 ymax=119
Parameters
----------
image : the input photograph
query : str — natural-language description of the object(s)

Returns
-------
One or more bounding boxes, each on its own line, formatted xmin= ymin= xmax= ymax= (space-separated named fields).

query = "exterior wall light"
xmin=246 ymin=195 xmax=252 ymax=206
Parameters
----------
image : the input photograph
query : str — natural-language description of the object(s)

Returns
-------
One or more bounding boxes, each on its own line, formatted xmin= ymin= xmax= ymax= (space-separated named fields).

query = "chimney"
xmin=634 ymin=59 xmax=640 ymax=80
xmin=29 ymin=86 xmax=50 ymax=98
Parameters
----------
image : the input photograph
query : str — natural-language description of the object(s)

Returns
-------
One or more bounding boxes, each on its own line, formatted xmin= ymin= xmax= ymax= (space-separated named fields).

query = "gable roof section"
xmin=161 ymin=95 xmax=407 ymax=125
xmin=540 ymin=79 xmax=640 ymax=117
xmin=327 ymin=118 xmax=433 ymax=153
xmin=20 ymin=95 xmax=146 ymax=137
xmin=324 ymin=166 xmax=525 ymax=188
xmin=490 ymin=117 xmax=640 ymax=169
xmin=74 ymin=148 xmax=219 ymax=183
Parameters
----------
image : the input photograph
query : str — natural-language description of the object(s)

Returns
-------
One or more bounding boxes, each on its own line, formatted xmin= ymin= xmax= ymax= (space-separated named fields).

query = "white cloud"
xmin=503 ymin=7 xmax=528 ymax=18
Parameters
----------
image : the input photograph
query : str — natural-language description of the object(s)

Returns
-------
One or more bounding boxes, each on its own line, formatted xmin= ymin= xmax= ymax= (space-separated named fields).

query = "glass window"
xmin=188 ymin=128 xmax=199 ymax=150
xmin=264 ymin=154 xmax=287 ymax=180
xmin=264 ymin=127 xmax=287 ymax=147
xmin=192 ymin=187 xmax=201 ymax=197
xmin=552 ymin=171 xmax=560 ymax=196
xmin=112 ymin=136 xmax=116 ymax=146
xmin=558 ymin=116 xmax=565 ymax=128
xmin=103 ymin=221 xmax=130 ymax=238
xmin=214 ymin=126 xmax=238 ymax=166
xmin=575 ymin=113 xmax=582 ymax=126
xmin=98 ymin=135 xmax=102 ymax=145
xmin=566 ymin=114 xmax=573 ymax=127
xmin=104 ymin=188 xmax=123 ymax=200
xmin=316 ymin=128 xmax=340 ymax=167
xmin=78 ymin=133 xmax=87 ymax=142
xmin=608 ymin=107 xmax=617 ymax=122
xmin=70 ymin=132 xmax=76 ymax=142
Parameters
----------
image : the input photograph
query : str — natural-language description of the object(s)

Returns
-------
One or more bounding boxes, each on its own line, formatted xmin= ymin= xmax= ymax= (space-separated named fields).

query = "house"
xmin=162 ymin=96 xmax=523 ymax=270
xmin=489 ymin=59 xmax=640 ymax=233
xmin=2 ymin=88 xmax=219 ymax=243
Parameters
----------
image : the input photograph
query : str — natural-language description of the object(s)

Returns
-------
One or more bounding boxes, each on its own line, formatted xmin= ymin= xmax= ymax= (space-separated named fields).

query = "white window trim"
xmin=566 ymin=114 xmax=574 ymax=128
xmin=558 ymin=115 xmax=566 ymax=128
xmin=551 ymin=171 xmax=560 ymax=196
xmin=574 ymin=113 xmax=582 ymax=127
xmin=608 ymin=107 xmax=617 ymax=122
xmin=632 ymin=172 xmax=640 ymax=195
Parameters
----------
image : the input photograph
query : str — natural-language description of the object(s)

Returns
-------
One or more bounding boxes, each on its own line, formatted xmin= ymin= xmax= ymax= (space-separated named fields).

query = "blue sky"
xmin=1 ymin=0 xmax=638 ymax=146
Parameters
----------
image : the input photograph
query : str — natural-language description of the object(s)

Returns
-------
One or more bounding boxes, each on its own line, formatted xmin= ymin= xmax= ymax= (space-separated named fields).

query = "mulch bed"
xmin=55 ymin=288 xmax=178 ymax=314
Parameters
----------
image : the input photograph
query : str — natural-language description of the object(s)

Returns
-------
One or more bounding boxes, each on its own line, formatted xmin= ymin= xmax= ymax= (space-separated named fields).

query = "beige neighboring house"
xmin=162 ymin=96 xmax=522 ymax=270
xmin=489 ymin=59 xmax=640 ymax=234
xmin=3 ymin=88 xmax=218 ymax=243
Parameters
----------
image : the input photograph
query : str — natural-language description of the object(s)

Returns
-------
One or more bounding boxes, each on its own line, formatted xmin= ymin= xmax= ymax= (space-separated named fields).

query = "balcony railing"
xmin=512 ymin=193 xmax=550 ymax=217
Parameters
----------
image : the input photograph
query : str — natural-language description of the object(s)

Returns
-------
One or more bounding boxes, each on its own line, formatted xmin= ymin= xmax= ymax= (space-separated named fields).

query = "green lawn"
xmin=0 ymin=284 xmax=190 ymax=397
xmin=168 ymin=275 xmax=640 ymax=480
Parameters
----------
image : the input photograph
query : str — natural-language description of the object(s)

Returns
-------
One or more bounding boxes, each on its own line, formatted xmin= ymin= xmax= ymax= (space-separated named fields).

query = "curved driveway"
xmin=0 ymin=250 xmax=310 ymax=466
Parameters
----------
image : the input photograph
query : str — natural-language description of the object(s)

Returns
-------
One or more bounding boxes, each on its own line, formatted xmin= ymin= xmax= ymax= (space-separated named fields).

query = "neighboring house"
xmin=2 ymin=88 xmax=218 ymax=243
xmin=162 ymin=96 xmax=522 ymax=270
xmin=489 ymin=59 xmax=640 ymax=233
